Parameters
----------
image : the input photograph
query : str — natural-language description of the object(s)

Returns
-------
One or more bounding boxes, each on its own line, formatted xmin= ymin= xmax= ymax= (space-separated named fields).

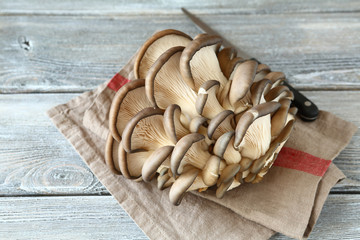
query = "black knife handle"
xmin=282 ymin=81 xmax=319 ymax=121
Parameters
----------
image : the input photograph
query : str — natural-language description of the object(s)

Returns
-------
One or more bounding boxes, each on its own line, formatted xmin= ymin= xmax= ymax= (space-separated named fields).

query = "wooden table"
xmin=1 ymin=1 xmax=359 ymax=239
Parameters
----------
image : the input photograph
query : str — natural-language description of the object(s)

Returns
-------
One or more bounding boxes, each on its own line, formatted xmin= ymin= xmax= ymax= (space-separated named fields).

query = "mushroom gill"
xmin=180 ymin=35 xmax=228 ymax=92
xmin=109 ymin=79 xmax=152 ymax=142
xmin=105 ymin=29 xmax=298 ymax=205
xmin=134 ymin=29 xmax=192 ymax=79
xmin=122 ymin=107 xmax=173 ymax=152
xmin=146 ymin=46 xmax=198 ymax=125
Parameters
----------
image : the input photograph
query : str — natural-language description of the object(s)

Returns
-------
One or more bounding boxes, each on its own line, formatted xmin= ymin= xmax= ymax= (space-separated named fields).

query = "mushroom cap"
xmin=104 ymin=133 xmax=122 ymax=175
xmin=217 ymin=47 xmax=237 ymax=77
xmin=196 ymin=80 xmax=225 ymax=118
xmin=189 ymin=116 xmax=208 ymax=133
xmin=118 ymin=142 xmax=149 ymax=180
xmin=142 ymin=145 xmax=174 ymax=182
xmin=250 ymin=79 xmax=272 ymax=106
xmin=217 ymin=163 xmax=241 ymax=187
xmin=169 ymin=167 xmax=199 ymax=205
xmin=202 ymin=155 xmax=221 ymax=186
xmin=213 ymin=131 xmax=235 ymax=158
xmin=145 ymin=46 xmax=198 ymax=120
xmin=163 ymin=104 xmax=189 ymax=144
xmin=180 ymin=35 xmax=226 ymax=91
xmin=121 ymin=107 xmax=166 ymax=153
xmin=134 ymin=29 xmax=192 ymax=79
xmin=207 ymin=110 xmax=235 ymax=139
xmin=234 ymin=102 xmax=281 ymax=149
xmin=170 ymin=133 xmax=206 ymax=176
xmin=229 ymin=60 xmax=258 ymax=107
xmin=108 ymin=79 xmax=151 ymax=142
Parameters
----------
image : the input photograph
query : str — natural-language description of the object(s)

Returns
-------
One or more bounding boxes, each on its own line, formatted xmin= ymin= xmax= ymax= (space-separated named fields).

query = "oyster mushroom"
xmin=118 ymin=142 xmax=151 ymax=180
xmin=122 ymin=107 xmax=173 ymax=153
xmin=170 ymin=133 xmax=209 ymax=176
xmin=202 ymin=155 xmax=221 ymax=186
xmin=234 ymin=102 xmax=281 ymax=159
xmin=180 ymin=35 xmax=228 ymax=91
xmin=169 ymin=167 xmax=200 ymax=205
xmin=213 ymin=131 xmax=241 ymax=164
xmin=142 ymin=145 xmax=174 ymax=182
xmin=163 ymin=104 xmax=190 ymax=144
xmin=207 ymin=110 xmax=235 ymax=140
xmin=146 ymin=46 xmax=198 ymax=126
xmin=196 ymin=80 xmax=225 ymax=119
xmin=229 ymin=60 xmax=258 ymax=107
xmin=105 ymin=134 xmax=122 ymax=175
xmin=108 ymin=79 xmax=152 ymax=142
xmin=134 ymin=29 xmax=192 ymax=79
xmin=217 ymin=47 xmax=238 ymax=78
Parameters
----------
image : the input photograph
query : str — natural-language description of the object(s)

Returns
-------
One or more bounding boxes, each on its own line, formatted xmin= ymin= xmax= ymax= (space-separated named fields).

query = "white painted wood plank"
xmin=0 ymin=13 xmax=359 ymax=93
xmin=1 ymin=0 xmax=360 ymax=14
xmin=0 ymin=195 xmax=148 ymax=240
xmin=0 ymin=92 xmax=358 ymax=195
xmin=0 ymin=195 xmax=359 ymax=239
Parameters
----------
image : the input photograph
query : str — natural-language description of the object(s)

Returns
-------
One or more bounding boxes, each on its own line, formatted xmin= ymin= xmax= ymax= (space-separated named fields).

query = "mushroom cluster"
xmin=105 ymin=29 xmax=296 ymax=205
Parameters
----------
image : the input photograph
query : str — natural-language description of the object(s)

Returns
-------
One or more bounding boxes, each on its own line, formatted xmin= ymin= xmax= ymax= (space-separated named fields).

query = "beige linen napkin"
xmin=47 ymin=56 xmax=357 ymax=239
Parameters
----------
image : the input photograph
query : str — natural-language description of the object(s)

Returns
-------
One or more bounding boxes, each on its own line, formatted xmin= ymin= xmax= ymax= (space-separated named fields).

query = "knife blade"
xmin=181 ymin=7 xmax=319 ymax=121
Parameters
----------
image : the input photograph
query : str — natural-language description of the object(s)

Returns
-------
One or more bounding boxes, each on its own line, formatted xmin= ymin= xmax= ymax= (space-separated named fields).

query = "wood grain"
xmin=0 ymin=94 xmax=107 ymax=195
xmin=0 ymin=194 xmax=359 ymax=240
xmin=0 ymin=13 xmax=359 ymax=93
xmin=1 ymin=0 xmax=360 ymax=15
xmin=0 ymin=92 xmax=358 ymax=196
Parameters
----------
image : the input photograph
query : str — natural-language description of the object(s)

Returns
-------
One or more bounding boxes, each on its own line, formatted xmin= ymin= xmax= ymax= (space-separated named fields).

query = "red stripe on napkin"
xmin=107 ymin=73 xmax=130 ymax=91
xmin=274 ymin=147 xmax=331 ymax=176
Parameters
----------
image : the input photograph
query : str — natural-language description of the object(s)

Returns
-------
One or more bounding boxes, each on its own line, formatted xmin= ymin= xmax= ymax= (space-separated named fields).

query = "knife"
xmin=181 ymin=8 xmax=319 ymax=121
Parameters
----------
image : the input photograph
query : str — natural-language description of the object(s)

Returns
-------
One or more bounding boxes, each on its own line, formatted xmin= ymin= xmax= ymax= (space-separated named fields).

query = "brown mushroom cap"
xmin=169 ymin=167 xmax=199 ymax=205
xmin=170 ymin=133 xmax=208 ymax=176
xmin=225 ymin=57 xmax=245 ymax=80
xmin=189 ymin=116 xmax=208 ymax=133
xmin=142 ymin=145 xmax=174 ymax=182
xmin=250 ymin=79 xmax=272 ymax=106
xmin=202 ymin=155 xmax=221 ymax=186
xmin=216 ymin=177 xmax=235 ymax=199
xmin=207 ymin=110 xmax=235 ymax=139
xmin=122 ymin=107 xmax=171 ymax=153
xmin=254 ymin=63 xmax=271 ymax=82
xmin=213 ymin=131 xmax=234 ymax=158
xmin=105 ymin=133 xmax=122 ymax=175
xmin=118 ymin=142 xmax=149 ymax=180
xmin=265 ymin=85 xmax=292 ymax=102
xmin=109 ymin=79 xmax=152 ymax=142
xmin=180 ymin=35 xmax=227 ymax=91
xmin=271 ymin=99 xmax=292 ymax=138
xmin=234 ymin=102 xmax=281 ymax=149
xmin=264 ymin=72 xmax=286 ymax=85
xmin=163 ymin=104 xmax=189 ymax=144
xmin=217 ymin=47 xmax=237 ymax=77
xmin=217 ymin=163 xmax=241 ymax=187
xmin=145 ymin=46 xmax=198 ymax=120
xmin=134 ymin=29 xmax=192 ymax=79
xmin=229 ymin=60 xmax=258 ymax=107
xmin=196 ymin=80 xmax=225 ymax=118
